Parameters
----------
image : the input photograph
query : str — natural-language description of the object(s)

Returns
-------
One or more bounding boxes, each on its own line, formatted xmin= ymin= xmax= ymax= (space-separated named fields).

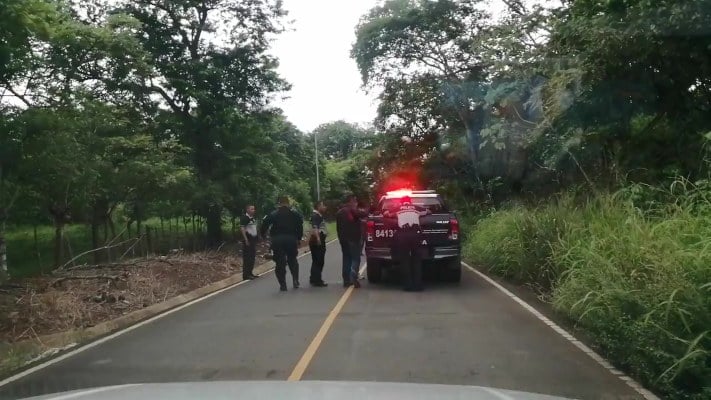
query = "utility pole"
xmin=314 ymin=131 xmax=320 ymax=201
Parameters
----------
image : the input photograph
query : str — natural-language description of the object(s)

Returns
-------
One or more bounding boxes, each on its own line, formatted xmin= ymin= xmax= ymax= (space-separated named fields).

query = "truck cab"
xmin=364 ymin=190 xmax=461 ymax=283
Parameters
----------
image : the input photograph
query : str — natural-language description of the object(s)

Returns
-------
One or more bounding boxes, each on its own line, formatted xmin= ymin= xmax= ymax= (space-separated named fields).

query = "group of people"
xmin=238 ymin=194 xmax=368 ymax=292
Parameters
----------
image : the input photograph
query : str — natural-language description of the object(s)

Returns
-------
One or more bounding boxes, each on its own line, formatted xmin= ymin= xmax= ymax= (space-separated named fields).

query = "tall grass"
xmin=464 ymin=179 xmax=711 ymax=399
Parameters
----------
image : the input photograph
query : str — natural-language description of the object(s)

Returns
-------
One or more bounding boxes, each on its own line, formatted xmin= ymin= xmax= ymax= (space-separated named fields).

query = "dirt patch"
xmin=0 ymin=242 xmax=273 ymax=346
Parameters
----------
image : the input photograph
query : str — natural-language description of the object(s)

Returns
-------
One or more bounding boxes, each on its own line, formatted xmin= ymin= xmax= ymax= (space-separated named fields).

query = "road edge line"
xmin=0 ymin=240 xmax=337 ymax=389
xmin=461 ymin=261 xmax=660 ymax=400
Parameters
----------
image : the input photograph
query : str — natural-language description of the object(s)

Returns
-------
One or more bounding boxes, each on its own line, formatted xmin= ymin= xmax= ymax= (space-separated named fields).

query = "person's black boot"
xmin=293 ymin=279 xmax=300 ymax=289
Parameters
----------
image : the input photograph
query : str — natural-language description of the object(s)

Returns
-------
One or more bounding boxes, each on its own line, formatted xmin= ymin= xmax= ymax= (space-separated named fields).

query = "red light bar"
xmin=385 ymin=189 xmax=413 ymax=197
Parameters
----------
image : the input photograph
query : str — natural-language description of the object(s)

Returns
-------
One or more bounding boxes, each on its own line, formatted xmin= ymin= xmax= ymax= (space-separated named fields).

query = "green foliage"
xmin=312 ymin=120 xmax=373 ymax=160
xmin=463 ymin=181 xmax=711 ymax=399
xmin=0 ymin=0 xmax=315 ymax=274
xmin=0 ymin=0 xmax=58 ymax=81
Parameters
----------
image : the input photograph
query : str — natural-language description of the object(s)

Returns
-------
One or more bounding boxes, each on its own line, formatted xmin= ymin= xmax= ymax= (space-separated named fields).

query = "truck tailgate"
xmin=368 ymin=213 xmax=453 ymax=247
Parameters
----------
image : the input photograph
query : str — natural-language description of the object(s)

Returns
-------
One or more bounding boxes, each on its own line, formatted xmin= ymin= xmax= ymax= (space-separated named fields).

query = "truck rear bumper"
xmin=366 ymin=246 xmax=460 ymax=261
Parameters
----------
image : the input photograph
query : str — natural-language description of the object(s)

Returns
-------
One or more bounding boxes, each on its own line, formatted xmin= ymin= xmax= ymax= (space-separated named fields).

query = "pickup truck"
xmin=364 ymin=190 xmax=461 ymax=283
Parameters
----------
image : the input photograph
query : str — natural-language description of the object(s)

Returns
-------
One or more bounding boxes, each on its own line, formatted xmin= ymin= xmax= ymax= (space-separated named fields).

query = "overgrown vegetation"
xmin=464 ymin=180 xmax=711 ymax=399
xmin=0 ymin=0 xmax=324 ymax=278
xmin=351 ymin=1 xmax=711 ymax=398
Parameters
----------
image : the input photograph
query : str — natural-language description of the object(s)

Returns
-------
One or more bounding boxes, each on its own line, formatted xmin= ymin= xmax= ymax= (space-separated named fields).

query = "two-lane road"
xmin=1 ymin=241 xmax=645 ymax=400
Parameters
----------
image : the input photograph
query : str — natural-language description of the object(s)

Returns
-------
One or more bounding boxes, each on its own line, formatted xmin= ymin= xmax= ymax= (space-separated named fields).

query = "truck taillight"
xmin=449 ymin=219 xmax=459 ymax=240
xmin=366 ymin=220 xmax=375 ymax=242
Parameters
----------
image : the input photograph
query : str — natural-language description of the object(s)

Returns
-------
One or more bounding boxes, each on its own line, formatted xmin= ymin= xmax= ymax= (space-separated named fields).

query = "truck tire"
xmin=366 ymin=258 xmax=382 ymax=283
xmin=443 ymin=257 xmax=462 ymax=283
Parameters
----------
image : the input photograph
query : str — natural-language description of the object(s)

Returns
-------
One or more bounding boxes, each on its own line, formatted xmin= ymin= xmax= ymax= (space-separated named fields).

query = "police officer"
xmin=239 ymin=205 xmax=259 ymax=280
xmin=260 ymin=196 xmax=304 ymax=291
xmin=308 ymin=200 xmax=328 ymax=287
xmin=383 ymin=195 xmax=431 ymax=292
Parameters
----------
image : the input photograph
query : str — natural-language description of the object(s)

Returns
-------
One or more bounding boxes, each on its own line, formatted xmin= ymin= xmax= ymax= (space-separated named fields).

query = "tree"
xmin=352 ymin=0 xmax=490 ymax=161
xmin=120 ymin=0 xmax=288 ymax=246
xmin=311 ymin=120 xmax=373 ymax=160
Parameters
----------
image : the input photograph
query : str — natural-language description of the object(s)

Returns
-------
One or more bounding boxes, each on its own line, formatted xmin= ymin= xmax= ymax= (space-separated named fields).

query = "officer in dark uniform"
xmin=383 ymin=196 xmax=431 ymax=292
xmin=309 ymin=200 xmax=329 ymax=287
xmin=260 ymin=195 xmax=304 ymax=291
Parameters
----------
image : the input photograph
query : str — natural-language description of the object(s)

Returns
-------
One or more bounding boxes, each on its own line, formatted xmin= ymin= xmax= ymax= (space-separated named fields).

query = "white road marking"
xmin=461 ymin=261 xmax=660 ymax=400
xmin=0 ymin=240 xmax=337 ymax=389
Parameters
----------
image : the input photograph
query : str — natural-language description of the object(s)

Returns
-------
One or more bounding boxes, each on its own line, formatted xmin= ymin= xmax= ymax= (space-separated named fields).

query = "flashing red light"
xmin=385 ymin=189 xmax=413 ymax=197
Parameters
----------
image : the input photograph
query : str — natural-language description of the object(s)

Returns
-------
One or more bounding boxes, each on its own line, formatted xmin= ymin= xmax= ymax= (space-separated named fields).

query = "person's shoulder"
xmin=239 ymin=214 xmax=249 ymax=224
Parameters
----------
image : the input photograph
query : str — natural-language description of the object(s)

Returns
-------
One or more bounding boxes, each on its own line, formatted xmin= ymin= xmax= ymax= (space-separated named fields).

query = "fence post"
xmin=146 ymin=226 xmax=153 ymax=257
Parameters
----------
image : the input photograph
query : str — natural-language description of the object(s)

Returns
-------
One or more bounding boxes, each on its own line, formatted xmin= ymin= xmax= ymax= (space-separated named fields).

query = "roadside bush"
xmin=464 ymin=201 xmax=570 ymax=292
xmin=463 ymin=181 xmax=711 ymax=400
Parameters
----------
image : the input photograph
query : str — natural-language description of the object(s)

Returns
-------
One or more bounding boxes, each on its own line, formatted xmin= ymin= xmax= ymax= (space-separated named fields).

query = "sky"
xmin=269 ymin=0 xmax=381 ymax=133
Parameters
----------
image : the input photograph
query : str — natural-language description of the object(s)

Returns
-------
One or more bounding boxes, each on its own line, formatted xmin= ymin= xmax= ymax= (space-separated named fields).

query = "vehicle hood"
xmin=24 ymin=380 xmax=576 ymax=400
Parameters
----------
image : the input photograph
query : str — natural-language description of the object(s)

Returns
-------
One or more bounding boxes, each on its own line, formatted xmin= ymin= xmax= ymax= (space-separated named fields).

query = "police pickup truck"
xmin=364 ymin=190 xmax=461 ymax=283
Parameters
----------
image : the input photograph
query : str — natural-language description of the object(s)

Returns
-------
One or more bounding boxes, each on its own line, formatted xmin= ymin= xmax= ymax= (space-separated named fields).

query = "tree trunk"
xmin=91 ymin=219 xmax=101 ymax=264
xmin=461 ymin=106 xmax=485 ymax=164
xmin=108 ymin=217 xmax=116 ymax=240
xmin=205 ymin=205 xmax=222 ymax=248
xmin=191 ymin=214 xmax=196 ymax=251
xmin=34 ymin=224 xmax=42 ymax=273
xmin=53 ymin=221 xmax=65 ymax=269
xmin=136 ymin=218 xmax=143 ymax=256
xmin=0 ymin=232 xmax=8 ymax=283
xmin=231 ymin=216 xmax=236 ymax=241
xmin=146 ymin=226 xmax=153 ymax=255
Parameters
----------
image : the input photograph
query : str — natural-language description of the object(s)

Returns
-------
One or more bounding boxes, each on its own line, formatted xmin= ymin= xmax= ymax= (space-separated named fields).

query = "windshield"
xmin=379 ymin=197 xmax=447 ymax=213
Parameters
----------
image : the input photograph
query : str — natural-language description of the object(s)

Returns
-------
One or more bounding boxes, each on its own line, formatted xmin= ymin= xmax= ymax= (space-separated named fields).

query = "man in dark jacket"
xmin=260 ymin=196 xmax=304 ymax=291
xmin=336 ymin=194 xmax=367 ymax=288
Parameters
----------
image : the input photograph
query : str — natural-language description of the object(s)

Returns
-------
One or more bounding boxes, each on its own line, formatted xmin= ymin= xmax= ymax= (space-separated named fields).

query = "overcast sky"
xmin=269 ymin=0 xmax=381 ymax=133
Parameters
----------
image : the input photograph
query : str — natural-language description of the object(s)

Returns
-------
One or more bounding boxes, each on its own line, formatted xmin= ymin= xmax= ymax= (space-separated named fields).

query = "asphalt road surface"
xmin=0 ymin=241 xmax=644 ymax=400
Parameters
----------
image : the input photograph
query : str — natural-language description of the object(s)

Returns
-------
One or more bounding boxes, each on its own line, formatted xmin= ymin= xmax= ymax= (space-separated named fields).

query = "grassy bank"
xmin=463 ymin=181 xmax=711 ymax=400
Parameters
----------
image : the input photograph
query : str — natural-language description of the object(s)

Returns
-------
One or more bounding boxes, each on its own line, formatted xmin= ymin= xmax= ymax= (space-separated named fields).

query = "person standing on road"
xmin=308 ymin=201 xmax=329 ymax=287
xmin=240 ymin=205 xmax=260 ymax=280
xmin=260 ymin=196 xmax=304 ymax=291
xmin=336 ymin=194 xmax=367 ymax=288
xmin=383 ymin=196 xmax=431 ymax=292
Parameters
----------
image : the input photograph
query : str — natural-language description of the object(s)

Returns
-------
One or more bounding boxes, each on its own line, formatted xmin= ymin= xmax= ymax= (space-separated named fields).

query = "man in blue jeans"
xmin=336 ymin=194 xmax=367 ymax=288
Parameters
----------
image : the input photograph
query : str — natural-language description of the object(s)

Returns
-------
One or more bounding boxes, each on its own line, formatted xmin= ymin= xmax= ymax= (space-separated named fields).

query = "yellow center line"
xmin=287 ymin=262 xmax=366 ymax=381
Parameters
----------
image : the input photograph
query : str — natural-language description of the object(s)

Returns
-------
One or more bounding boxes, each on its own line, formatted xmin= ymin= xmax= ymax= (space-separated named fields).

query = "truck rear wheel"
xmin=442 ymin=257 xmax=462 ymax=283
xmin=366 ymin=258 xmax=382 ymax=283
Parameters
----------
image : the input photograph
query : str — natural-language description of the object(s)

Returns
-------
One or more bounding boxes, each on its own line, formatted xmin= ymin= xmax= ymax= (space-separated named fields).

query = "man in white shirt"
xmin=240 ymin=205 xmax=259 ymax=280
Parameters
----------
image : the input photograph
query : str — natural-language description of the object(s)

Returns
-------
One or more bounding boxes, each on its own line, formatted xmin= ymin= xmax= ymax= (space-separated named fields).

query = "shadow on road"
xmin=365 ymin=266 xmax=464 ymax=292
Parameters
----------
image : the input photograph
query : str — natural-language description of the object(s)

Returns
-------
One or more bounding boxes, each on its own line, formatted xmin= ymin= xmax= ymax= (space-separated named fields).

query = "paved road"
xmin=0 ymin=241 xmax=643 ymax=400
